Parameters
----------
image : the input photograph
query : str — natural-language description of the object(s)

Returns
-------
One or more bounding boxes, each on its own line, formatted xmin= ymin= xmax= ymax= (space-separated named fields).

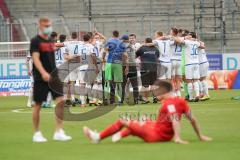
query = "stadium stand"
xmin=1 ymin=0 xmax=240 ymax=52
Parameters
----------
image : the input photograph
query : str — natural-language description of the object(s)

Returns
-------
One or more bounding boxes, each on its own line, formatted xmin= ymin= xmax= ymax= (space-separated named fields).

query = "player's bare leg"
xmin=193 ymin=79 xmax=200 ymax=101
xmin=53 ymin=96 xmax=72 ymax=141
xmin=176 ymin=75 xmax=182 ymax=97
xmin=69 ymin=81 xmax=76 ymax=105
xmin=83 ymin=120 xmax=126 ymax=143
xmin=32 ymin=102 xmax=47 ymax=142
xmin=79 ymin=83 xmax=87 ymax=107
xmin=200 ymin=77 xmax=210 ymax=101
xmin=32 ymin=103 xmax=41 ymax=133
xmin=186 ymin=79 xmax=194 ymax=101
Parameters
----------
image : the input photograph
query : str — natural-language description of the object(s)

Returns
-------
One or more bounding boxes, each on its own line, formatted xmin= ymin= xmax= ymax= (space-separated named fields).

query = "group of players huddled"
xmin=28 ymin=18 xmax=213 ymax=144
xmin=27 ymin=27 xmax=210 ymax=108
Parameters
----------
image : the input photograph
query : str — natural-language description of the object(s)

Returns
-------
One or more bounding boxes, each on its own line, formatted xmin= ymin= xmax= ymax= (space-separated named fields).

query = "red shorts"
xmin=128 ymin=121 xmax=171 ymax=142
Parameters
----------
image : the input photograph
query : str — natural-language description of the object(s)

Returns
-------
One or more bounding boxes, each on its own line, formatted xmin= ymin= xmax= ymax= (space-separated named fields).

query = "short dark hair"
xmin=71 ymin=32 xmax=78 ymax=39
xmin=112 ymin=30 xmax=119 ymax=37
xmin=87 ymin=32 xmax=93 ymax=38
xmin=129 ymin=33 xmax=136 ymax=38
xmin=50 ymin=31 xmax=58 ymax=38
xmin=153 ymin=80 xmax=173 ymax=96
xmin=59 ymin=34 xmax=66 ymax=43
xmin=156 ymin=31 xmax=163 ymax=37
xmin=182 ymin=29 xmax=190 ymax=36
xmin=171 ymin=27 xmax=178 ymax=35
xmin=145 ymin=37 xmax=152 ymax=43
xmin=189 ymin=32 xmax=197 ymax=38
xmin=83 ymin=33 xmax=91 ymax=42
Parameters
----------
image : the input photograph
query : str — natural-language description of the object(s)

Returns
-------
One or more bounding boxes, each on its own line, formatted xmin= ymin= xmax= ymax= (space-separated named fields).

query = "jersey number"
xmin=191 ymin=44 xmax=198 ymax=56
xmin=74 ymin=45 xmax=78 ymax=55
xmin=175 ymin=45 xmax=182 ymax=53
xmin=162 ymin=41 xmax=166 ymax=53
xmin=55 ymin=49 xmax=62 ymax=60
xmin=81 ymin=48 xmax=87 ymax=61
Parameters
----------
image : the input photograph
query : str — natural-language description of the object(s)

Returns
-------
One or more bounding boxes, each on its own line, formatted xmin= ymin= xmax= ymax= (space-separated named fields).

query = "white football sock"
xmin=27 ymin=87 xmax=33 ymax=107
xmin=176 ymin=90 xmax=181 ymax=97
xmin=193 ymin=81 xmax=200 ymax=97
xmin=46 ymin=92 xmax=52 ymax=105
xmin=199 ymin=80 xmax=203 ymax=95
xmin=187 ymin=83 xmax=194 ymax=100
xmin=202 ymin=80 xmax=209 ymax=96
xmin=115 ymin=83 xmax=122 ymax=102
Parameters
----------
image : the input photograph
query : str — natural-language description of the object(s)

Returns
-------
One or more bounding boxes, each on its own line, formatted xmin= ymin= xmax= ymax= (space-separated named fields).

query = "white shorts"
xmin=185 ymin=64 xmax=200 ymax=80
xmin=79 ymin=70 xmax=97 ymax=84
xmin=199 ymin=62 xmax=209 ymax=78
xmin=96 ymin=63 xmax=102 ymax=83
xmin=158 ymin=62 xmax=171 ymax=79
xmin=171 ymin=60 xmax=182 ymax=76
xmin=69 ymin=69 xmax=79 ymax=82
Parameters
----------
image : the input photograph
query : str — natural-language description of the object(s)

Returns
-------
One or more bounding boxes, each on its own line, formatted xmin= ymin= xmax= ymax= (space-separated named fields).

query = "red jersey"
xmin=155 ymin=97 xmax=190 ymax=141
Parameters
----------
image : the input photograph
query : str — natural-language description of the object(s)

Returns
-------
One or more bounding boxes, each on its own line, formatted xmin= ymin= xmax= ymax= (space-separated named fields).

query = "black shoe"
xmin=142 ymin=100 xmax=150 ymax=104
xmin=188 ymin=99 xmax=195 ymax=102
xmin=194 ymin=97 xmax=200 ymax=102
xmin=103 ymin=99 xmax=109 ymax=106
xmin=65 ymin=100 xmax=72 ymax=106
xmin=72 ymin=101 xmax=77 ymax=107
xmin=74 ymin=98 xmax=81 ymax=104
xmin=153 ymin=97 xmax=158 ymax=104
xmin=134 ymin=99 xmax=139 ymax=105
xmin=185 ymin=95 xmax=190 ymax=100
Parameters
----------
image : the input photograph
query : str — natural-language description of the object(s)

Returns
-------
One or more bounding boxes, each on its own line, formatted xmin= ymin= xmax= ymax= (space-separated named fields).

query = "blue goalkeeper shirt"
xmin=105 ymin=38 xmax=126 ymax=64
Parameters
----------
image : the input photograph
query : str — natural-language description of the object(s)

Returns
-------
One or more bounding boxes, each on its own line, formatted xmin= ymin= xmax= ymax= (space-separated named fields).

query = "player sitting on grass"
xmin=83 ymin=80 xmax=212 ymax=144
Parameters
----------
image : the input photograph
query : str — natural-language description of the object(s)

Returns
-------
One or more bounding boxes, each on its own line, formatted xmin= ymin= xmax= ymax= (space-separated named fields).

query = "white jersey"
xmin=134 ymin=43 xmax=141 ymax=50
xmin=94 ymin=40 xmax=103 ymax=59
xmin=26 ymin=54 xmax=33 ymax=72
xmin=184 ymin=40 xmax=201 ymax=65
xmin=171 ymin=37 xmax=184 ymax=61
xmin=55 ymin=46 xmax=66 ymax=67
xmin=77 ymin=43 xmax=96 ymax=71
xmin=198 ymin=48 xmax=208 ymax=64
xmin=64 ymin=40 xmax=83 ymax=56
xmin=154 ymin=39 xmax=174 ymax=63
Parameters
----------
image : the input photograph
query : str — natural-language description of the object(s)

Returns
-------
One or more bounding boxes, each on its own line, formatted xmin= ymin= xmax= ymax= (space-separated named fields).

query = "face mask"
xmin=43 ymin=26 xmax=53 ymax=36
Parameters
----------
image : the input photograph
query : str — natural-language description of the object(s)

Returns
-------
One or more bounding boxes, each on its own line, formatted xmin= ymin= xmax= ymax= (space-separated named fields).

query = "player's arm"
xmin=171 ymin=114 xmax=189 ymax=144
xmin=54 ymin=42 xmax=64 ymax=50
xmin=26 ymin=58 xmax=32 ymax=76
xmin=123 ymin=52 xmax=129 ymax=75
xmin=32 ymin=52 xmax=50 ymax=82
xmin=185 ymin=111 xmax=212 ymax=142
xmin=101 ymin=50 xmax=107 ymax=63
xmin=198 ymin=41 xmax=205 ymax=49
xmin=96 ymin=32 xmax=107 ymax=42
xmin=91 ymin=53 xmax=99 ymax=74
xmin=173 ymin=37 xmax=184 ymax=44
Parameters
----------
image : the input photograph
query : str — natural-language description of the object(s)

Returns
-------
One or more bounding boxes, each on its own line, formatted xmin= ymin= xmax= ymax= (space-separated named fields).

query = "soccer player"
xmin=198 ymin=47 xmax=210 ymax=100
xmin=90 ymin=31 xmax=106 ymax=105
xmin=64 ymin=32 xmax=83 ymax=106
xmin=180 ymin=29 xmax=190 ymax=100
xmin=176 ymin=32 xmax=205 ymax=102
xmin=154 ymin=31 xmax=174 ymax=81
xmin=26 ymin=54 xmax=33 ymax=108
xmin=121 ymin=34 xmax=141 ymax=104
xmin=30 ymin=17 xmax=71 ymax=142
xmin=136 ymin=38 xmax=159 ymax=103
xmin=55 ymin=34 xmax=67 ymax=68
xmin=170 ymin=28 xmax=183 ymax=97
xmin=83 ymin=80 xmax=212 ymax=144
xmin=104 ymin=30 xmax=128 ymax=105
xmin=77 ymin=34 xmax=99 ymax=107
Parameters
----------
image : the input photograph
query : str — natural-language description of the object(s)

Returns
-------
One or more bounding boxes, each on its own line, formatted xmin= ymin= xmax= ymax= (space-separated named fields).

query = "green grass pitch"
xmin=0 ymin=90 xmax=240 ymax=160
